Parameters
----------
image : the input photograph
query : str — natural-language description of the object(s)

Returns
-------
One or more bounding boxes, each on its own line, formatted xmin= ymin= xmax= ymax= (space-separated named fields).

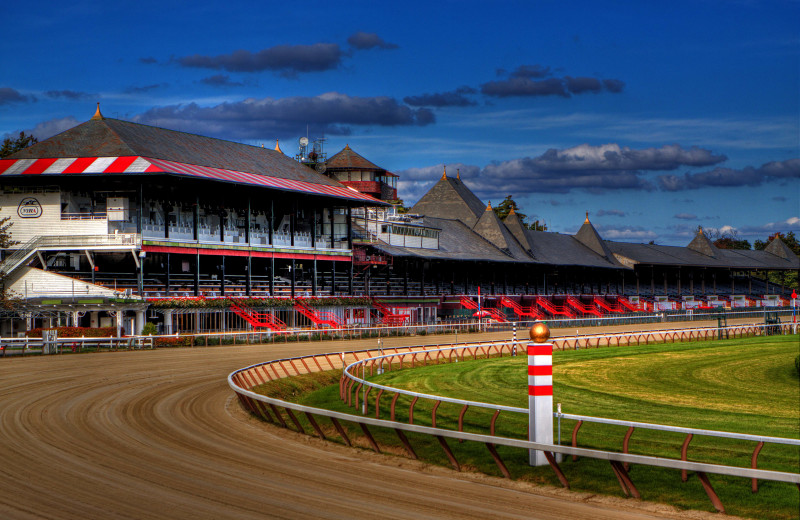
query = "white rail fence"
xmin=229 ymin=323 xmax=800 ymax=514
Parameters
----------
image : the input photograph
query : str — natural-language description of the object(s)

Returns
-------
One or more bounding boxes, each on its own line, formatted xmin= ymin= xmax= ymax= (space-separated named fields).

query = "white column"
xmin=164 ymin=309 xmax=173 ymax=335
xmin=528 ymin=341 xmax=553 ymax=466
xmin=115 ymin=310 xmax=123 ymax=337
xmin=135 ymin=310 xmax=145 ymax=335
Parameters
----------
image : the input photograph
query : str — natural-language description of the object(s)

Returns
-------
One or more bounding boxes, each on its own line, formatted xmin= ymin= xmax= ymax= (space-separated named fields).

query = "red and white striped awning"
xmin=0 ymin=156 xmax=383 ymax=204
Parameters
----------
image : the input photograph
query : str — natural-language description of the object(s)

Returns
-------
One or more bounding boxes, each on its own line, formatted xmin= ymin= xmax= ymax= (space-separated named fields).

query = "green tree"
xmin=493 ymin=195 xmax=547 ymax=231
xmin=753 ymin=231 xmax=799 ymax=291
xmin=0 ymin=131 xmax=38 ymax=158
xmin=755 ymin=231 xmax=800 ymax=255
xmin=0 ymin=209 xmax=20 ymax=309
xmin=705 ymin=227 xmax=751 ymax=250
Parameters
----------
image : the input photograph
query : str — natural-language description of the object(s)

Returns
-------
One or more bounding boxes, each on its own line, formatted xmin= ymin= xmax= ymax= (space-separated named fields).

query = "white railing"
xmin=0 ymin=234 xmax=140 ymax=277
xmin=229 ymin=334 xmax=800 ymax=513
xmin=142 ymin=224 xmax=346 ymax=251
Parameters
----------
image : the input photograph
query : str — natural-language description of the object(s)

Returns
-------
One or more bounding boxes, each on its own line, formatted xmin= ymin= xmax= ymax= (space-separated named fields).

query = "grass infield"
xmin=254 ymin=335 xmax=800 ymax=519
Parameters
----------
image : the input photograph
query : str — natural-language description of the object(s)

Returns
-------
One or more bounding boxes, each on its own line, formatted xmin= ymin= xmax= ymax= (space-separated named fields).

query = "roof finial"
xmin=584 ymin=211 xmax=590 ymax=224
xmin=486 ymin=201 xmax=492 ymax=211
xmin=508 ymin=206 xmax=515 ymax=215
xmin=457 ymin=168 xmax=461 ymax=180
xmin=275 ymin=139 xmax=283 ymax=154
xmin=441 ymin=165 xmax=447 ymax=180
xmin=698 ymin=226 xmax=704 ymax=235
xmin=91 ymin=102 xmax=104 ymax=121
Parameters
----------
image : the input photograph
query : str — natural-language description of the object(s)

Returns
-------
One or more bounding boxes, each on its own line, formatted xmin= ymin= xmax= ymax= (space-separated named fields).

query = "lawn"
xmin=254 ymin=334 xmax=800 ymax=519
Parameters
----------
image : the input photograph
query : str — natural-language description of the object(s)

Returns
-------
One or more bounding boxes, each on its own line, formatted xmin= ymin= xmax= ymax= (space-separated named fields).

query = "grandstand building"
xmin=0 ymin=106 xmax=797 ymax=334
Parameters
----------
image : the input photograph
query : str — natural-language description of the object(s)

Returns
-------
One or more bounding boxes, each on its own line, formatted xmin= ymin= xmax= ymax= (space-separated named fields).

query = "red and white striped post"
xmin=528 ymin=322 xmax=553 ymax=466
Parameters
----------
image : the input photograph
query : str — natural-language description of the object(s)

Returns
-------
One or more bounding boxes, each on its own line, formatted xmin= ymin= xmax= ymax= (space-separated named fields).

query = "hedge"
xmin=25 ymin=326 xmax=117 ymax=338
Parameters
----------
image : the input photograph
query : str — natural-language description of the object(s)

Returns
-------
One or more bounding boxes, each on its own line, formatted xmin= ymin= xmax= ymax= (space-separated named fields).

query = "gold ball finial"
xmin=584 ymin=211 xmax=590 ymax=224
xmin=441 ymin=165 xmax=447 ymax=180
xmin=529 ymin=322 xmax=550 ymax=343
xmin=486 ymin=201 xmax=492 ymax=211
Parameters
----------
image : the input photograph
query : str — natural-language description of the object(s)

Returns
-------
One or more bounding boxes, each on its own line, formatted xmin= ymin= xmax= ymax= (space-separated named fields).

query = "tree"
xmin=753 ymin=231 xmax=799 ymax=291
xmin=704 ymin=227 xmax=751 ymax=250
xmin=493 ymin=195 xmax=547 ymax=231
xmin=388 ymin=198 xmax=410 ymax=214
xmin=0 ymin=209 xmax=20 ymax=309
xmin=755 ymin=231 xmax=800 ymax=255
xmin=0 ymin=131 xmax=38 ymax=158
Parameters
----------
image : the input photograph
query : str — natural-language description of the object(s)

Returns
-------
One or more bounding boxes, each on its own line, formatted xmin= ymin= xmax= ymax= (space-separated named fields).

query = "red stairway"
xmin=566 ymin=296 xmax=603 ymax=317
xmin=533 ymin=296 xmax=576 ymax=318
xmin=230 ymin=301 xmax=287 ymax=331
xmin=499 ymin=296 xmax=544 ymax=319
xmin=372 ymin=299 xmax=410 ymax=325
xmin=293 ymin=298 xmax=343 ymax=329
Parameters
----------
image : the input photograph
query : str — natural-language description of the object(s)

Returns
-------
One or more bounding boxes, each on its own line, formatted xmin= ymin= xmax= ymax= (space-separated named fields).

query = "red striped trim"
xmin=0 ymin=159 xmax=16 ymax=174
xmin=62 ymin=157 xmax=97 ymax=174
xmin=104 ymin=156 xmax=138 ymax=173
xmin=527 ymin=365 xmax=552 ymax=376
xmin=21 ymin=158 xmax=58 ymax=174
xmin=527 ymin=344 xmax=553 ymax=356
xmin=0 ymin=155 xmax=383 ymax=203
xmin=528 ymin=385 xmax=553 ymax=396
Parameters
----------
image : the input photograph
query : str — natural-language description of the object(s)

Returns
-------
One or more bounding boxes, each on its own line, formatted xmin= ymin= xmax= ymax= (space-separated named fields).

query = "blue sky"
xmin=2 ymin=0 xmax=798 ymax=246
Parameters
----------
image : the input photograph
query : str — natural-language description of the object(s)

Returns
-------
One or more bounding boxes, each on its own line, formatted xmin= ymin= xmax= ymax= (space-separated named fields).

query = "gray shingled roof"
xmin=607 ymin=239 xmax=799 ymax=269
xmin=10 ymin=117 xmax=347 ymax=189
xmin=503 ymin=211 xmax=532 ymax=252
xmin=574 ymin=218 xmax=622 ymax=266
xmin=371 ymin=217 xmax=537 ymax=263
xmin=524 ymin=229 xmax=625 ymax=269
xmin=410 ymin=175 xmax=486 ymax=227
xmin=472 ymin=206 xmax=534 ymax=261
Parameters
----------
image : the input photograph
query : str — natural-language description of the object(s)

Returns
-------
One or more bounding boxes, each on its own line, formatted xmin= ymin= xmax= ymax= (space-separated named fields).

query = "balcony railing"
xmin=142 ymin=224 xmax=348 ymax=250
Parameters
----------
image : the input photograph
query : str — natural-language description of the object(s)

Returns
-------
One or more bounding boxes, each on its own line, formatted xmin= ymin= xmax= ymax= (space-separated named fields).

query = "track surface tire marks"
xmin=0 ymin=325 xmax=744 ymax=519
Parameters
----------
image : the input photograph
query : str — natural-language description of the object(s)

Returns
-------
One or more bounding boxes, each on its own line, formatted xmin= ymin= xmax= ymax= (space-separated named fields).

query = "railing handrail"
xmin=228 ymin=360 xmax=800 ymax=487
xmin=341 ymin=323 xmax=800 ymax=445
xmin=557 ymin=413 xmax=800 ymax=446
xmin=345 ymin=342 xmax=527 ymax=413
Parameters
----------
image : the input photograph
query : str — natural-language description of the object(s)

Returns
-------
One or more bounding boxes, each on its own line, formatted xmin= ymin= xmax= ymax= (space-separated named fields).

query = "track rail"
xmin=229 ymin=323 xmax=800 ymax=513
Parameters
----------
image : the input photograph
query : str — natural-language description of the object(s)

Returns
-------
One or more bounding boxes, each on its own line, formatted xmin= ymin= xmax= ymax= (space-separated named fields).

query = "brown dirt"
xmin=0 ymin=320 xmax=751 ymax=519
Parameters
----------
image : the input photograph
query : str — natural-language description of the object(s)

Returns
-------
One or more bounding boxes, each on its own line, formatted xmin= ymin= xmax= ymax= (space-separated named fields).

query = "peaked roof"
xmin=503 ymin=211 xmax=532 ymax=252
xmin=764 ymin=236 xmax=797 ymax=261
xmin=687 ymin=228 xmax=718 ymax=258
xmin=326 ymin=144 xmax=392 ymax=174
xmin=1 ymin=117 xmax=384 ymax=204
xmin=472 ymin=206 xmax=533 ymax=261
xmin=410 ymin=175 xmax=486 ymax=227
xmin=369 ymin=217 xmax=537 ymax=263
xmin=574 ymin=217 xmax=619 ymax=265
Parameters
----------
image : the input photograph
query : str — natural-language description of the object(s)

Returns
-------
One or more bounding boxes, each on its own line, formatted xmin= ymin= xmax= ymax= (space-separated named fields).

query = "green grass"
xmin=253 ymin=335 xmax=800 ymax=520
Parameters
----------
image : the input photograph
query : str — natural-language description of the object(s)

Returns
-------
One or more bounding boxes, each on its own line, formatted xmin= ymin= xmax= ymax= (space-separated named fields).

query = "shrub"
xmin=152 ymin=336 xmax=192 ymax=348
xmin=25 ymin=326 xmax=117 ymax=338
xmin=141 ymin=322 xmax=158 ymax=336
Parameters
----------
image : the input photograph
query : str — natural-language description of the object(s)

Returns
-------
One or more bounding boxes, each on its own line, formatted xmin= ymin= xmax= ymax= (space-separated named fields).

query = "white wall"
xmin=0 ymin=190 xmax=107 ymax=244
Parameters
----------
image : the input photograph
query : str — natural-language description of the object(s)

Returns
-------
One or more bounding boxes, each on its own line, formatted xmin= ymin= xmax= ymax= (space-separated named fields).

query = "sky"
xmin=1 ymin=0 xmax=798 ymax=246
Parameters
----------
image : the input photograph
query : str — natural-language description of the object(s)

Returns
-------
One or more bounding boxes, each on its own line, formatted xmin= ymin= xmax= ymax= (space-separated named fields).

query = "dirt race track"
xmin=0 ymin=321 xmax=752 ymax=520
